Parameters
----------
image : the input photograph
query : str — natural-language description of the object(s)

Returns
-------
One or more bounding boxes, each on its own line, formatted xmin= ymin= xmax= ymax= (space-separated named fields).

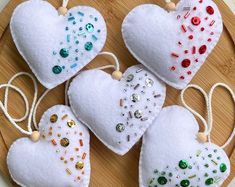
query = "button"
xmin=199 ymin=45 xmax=207 ymax=54
xmin=191 ymin=16 xmax=201 ymax=26
xmin=206 ymin=6 xmax=214 ymax=15
xmin=181 ymin=59 xmax=191 ymax=68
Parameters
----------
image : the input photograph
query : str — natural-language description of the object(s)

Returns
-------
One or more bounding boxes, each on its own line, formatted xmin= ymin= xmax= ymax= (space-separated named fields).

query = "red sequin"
xmin=191 ymin=17 xmax=201 ymax=26
xmin=171 ymin=66 xmax=176 ymax=71
xmin=199 ymin=45 xmax=207 ymax=54
xmin=206 ymin=6 xmax=214 ymax=15
xmin=181 ymin=59 xmax=191 ymax=68
xmin=208 ymin=38 xmax=212 ymax=42
xmin=189 ymin=35 xmax=193 ymax=40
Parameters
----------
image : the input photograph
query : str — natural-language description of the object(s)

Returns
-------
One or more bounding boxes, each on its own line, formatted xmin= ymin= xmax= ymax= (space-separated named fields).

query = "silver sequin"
xmin=134 ymin=110 xmax=143 ymax=119
xmin=130 ymin=93 xmax=140 ymax=102
xmin=116 ymin=123 xmax=125 ymax=132
xmin=145 ymin=78 xmax=154 ymax=87
xmin=126 ymin=74 xmax=134 ymax=82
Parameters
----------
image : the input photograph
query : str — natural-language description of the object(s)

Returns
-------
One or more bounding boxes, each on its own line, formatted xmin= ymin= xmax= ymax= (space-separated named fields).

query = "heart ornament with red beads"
xmin=122 ymin=0 xmax=223 ymax=89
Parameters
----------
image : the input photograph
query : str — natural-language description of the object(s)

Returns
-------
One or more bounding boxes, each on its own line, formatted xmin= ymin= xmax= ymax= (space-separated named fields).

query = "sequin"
xmin=157 ymin=176 xmax=167 ymax=185
xmin=181 ymin=59 xmax=191 ymax=68
xmin=179 ymin=160 xmax=188 ymax=169
xmin=60 ymin=138 xmax=70 ymax=147
xmin=52 ymin=66 xmax=62 ymax=74
xmin=199 ymin=45 xmax=207 ymax=54
xmin=130 ymin=94 xmax=140 ymax=102
xmin=50 ymin=114 xmax=58 ymax=123
xmin=67 ymin=120 xmax=76 ymax=128
xmin=191 ymin=16 xmax=201 ymax=26
xmin=206 ymin=6 xmax=214 ymax=15
xmin=84 ymin=42 xmax=93 ymax=51
xmin=116 ymin=123 xmax=125 ymax=132
xmin=75 ymin=161 xmax=84 ymax=170
xmin=180 ymin=180 xmax=190 ymax=187
xmin=126 ymin=74 xmax=134 ymax=82
xmin=60 ymin=48 xmax=69 ymax=58
xmin=145 ymin=78 xmax=154 ymax=87
xmin=134 ymin=110 xmax=143 ymax=119
xmin=220 ymin=163 xmax=227 ymax=172
xmin=205 ymin=178 xmax=214 ymax=185
xmin=86 ymin=23 xmax=94 ymax=32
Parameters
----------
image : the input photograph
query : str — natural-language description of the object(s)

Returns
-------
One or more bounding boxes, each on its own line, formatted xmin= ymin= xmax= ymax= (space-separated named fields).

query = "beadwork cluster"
xmin=51 ymin=9 xmax=102 ymax=75
xmin=170 ymin=0 xmax=221 ymax=80
xmin=39 ymin=107 xmax=88 ymax=184
xmin=116 ymin=65 xmax=165 ymax=145
xmin=148 ymin=145 xmax=228 ymax=187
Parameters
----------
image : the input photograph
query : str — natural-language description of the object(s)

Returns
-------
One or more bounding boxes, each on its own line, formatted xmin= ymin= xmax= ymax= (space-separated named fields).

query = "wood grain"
xmin=0 ymin=0 xmax=234 ymax=186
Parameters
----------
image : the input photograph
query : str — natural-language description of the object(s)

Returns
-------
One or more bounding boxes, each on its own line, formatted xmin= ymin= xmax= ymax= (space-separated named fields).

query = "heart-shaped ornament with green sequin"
xmin=10 ymin=0 xmax=107 ymax=89
xmin=140 ymin=106 xmax=230 ymax=187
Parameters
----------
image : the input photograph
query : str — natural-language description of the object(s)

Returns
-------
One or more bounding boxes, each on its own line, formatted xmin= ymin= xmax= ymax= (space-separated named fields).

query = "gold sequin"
xmin=50 ymin=114 xmax=58 ymax=123
xmin=60 ymin=138 xmax=70 ymax=147
xmin=67 ymin=120 xmax=76 ymax=128
xmin=75 ymin=161 xmax=84 ymax=170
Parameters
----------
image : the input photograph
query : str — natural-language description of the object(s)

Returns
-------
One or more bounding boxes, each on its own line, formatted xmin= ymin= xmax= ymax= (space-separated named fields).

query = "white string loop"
xmin=181 ymin=84 xmax=210 ymax=135
xmin=0 ymin=84 xmax=32 ymax=135
xmin=181 ymin=83 xmax=235 ymax=149
xmin=96 ymin=52 xmax=120 ymax=71
xmin=208 ymin=83 xmax=235 ymax=149
xmin=62 ymin=0 xmax=70 ymax=8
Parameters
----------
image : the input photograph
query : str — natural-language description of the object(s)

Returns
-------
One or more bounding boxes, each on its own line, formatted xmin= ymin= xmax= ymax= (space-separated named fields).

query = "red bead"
xmin=206 ymin=6 xmax=214 ymax=15
xmin=189 ymin=35 xmax=193 ymax=40
xmin=208 ymin=38 xmax=212 ymax=42
xmin=193 ymin=7 xmax=197 ymax=11
xmin=181 ymin=59 xmax=191 ymax=68
xmin=180 ymin=76 xmax=185 ymax=80
xmin=187 ymin=71 xmax=192 ymax=75
xmin=199 ymin=45 xmax=207 ymax=54
xmin=201 ymin=27 xmax=205 ymax=31
xmin=195 ymin=59 xmax=199 ymax=62
xmin=184 ymin=50 xmax=188 ymax=54
xmin=191 ymin=17 xmax=201 ymax=26
xmin=171 ymin=66 xmax=176 ymax=71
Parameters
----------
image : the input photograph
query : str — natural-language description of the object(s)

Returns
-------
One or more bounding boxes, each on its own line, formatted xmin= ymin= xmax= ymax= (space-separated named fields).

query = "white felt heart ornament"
xmin=7 ymin=105 xmax=90 ymax=187
xmin=140 ymin=106 xmax=230 ymax=187
xmin=10 ymin=0 xmax=107 ymax=89
xmin=68 ymin=65 xmax=166 ymax=155
xmin=122 ymin=0 xmax=223 ymax=89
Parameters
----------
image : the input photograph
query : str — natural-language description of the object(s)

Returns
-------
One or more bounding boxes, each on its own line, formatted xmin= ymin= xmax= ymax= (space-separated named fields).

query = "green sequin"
xmin=179 ymin=160 xmax=188 ymax=169
xmin=52 ymin=65 xmax=62 ymax=74
xmin=157 ymin=176 xmax=167 ymax=185
xmin=220 ymin=163 xmax=227 ymax=173
xmin=84 ymin=42 xmax=93 ymax=51
xmin=86 ymin=23 xmax=94 ymax=32
xmin=180 ymin=180 xmax=190 ymax=187
xmin=59 ymin=48 xmax=69 ymax=58
xmin=205 ymin=178 xmax=214 ymax=185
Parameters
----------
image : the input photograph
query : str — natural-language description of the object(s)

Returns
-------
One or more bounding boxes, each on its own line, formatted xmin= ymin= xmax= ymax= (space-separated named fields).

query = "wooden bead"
xmin=197 ymin=132 xmax=207 ymax=143
xmin=58 ymin=7 xmax=68 ymax=16
xmin=112 ymin=70 xmax=123 ymax=81
xmin=165 ymin=2 xmax=176 ymax=11
xmin=30 ymin=131 xmax=40 ymax=142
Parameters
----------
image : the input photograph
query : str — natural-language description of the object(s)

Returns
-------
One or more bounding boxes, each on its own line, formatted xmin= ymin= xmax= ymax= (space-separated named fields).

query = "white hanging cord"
xmin=96 ymin=52 xmax=120 ymax=71
xmin=181 ymin=84 xmax=210 ymax=135
xmin=65 ymin=80 xmax=70 ymax=106
xmin=4 ymin=72 xmax=38 ymax=124
xmin=0 ymin=84 xmax=32 ymax=135
xmin=208 ymin=83 xmax=235 ymax=149
xmin=62 ymin=0 xmax=70 ymax=8
xmin=32 ymin=89 xmax=50 ymax=129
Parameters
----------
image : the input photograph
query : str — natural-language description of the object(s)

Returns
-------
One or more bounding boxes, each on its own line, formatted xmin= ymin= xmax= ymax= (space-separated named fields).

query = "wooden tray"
xmin=0 ymin=0 xmax=234 ymax=186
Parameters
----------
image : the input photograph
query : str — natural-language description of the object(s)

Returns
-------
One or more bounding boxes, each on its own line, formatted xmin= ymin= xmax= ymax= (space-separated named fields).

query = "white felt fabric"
xmin=68 ymin=65 xmax=166 ymax=155
xmin=10 ymin=0 xmax=107 ymax=89
xmin=140 ymin=106 xmax=230 ymax=187
xmin=122 ymin=0 xmax=223 ymax=89
xmin=7 ymin=105 xmax=90 ymax=187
